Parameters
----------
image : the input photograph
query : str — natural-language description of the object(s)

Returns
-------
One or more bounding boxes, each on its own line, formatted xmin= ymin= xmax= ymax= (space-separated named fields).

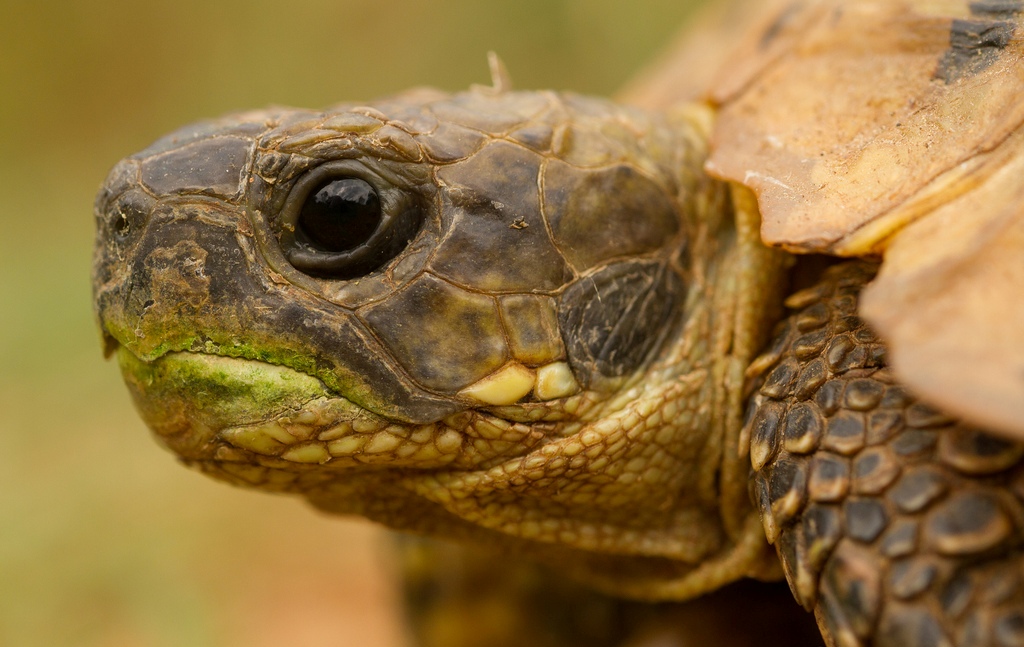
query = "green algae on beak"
xmin=117 ymin=348 xmax=337 ymax=457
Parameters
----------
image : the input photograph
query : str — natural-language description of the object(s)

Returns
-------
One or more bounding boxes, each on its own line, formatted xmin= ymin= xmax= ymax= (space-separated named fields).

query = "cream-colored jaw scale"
xmin=459 ymin=361 xmax=581 ymax=406
xmin=460 ymin=362 xmax=535 ymax=405
xmin=705 ymin=0 xmax=1024 ymax=439
xmin=534 ymin=362 xmax=580 ymax=401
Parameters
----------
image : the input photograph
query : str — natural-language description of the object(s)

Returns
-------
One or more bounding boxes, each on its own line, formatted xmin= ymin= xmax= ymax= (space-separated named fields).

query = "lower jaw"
xmin=115 ymin=348 xmax=469 ymax=470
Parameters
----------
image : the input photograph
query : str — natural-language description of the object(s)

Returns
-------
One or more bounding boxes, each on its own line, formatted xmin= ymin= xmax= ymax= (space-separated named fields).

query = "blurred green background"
xmin=0 ymin=0 xmax=704 ymax=645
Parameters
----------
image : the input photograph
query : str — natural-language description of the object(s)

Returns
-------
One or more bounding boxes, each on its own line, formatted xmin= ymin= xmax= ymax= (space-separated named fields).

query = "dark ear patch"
xmin=558 ymin=260 xmax=684 ymax=387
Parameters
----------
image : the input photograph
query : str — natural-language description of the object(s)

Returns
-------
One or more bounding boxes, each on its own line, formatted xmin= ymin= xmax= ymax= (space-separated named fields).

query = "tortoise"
xmin=92 ymin=1 xmax=1024 ymax=645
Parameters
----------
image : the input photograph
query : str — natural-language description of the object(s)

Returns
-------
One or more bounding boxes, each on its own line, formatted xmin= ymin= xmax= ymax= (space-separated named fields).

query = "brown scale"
xmin=746 ymin=261 xmax=1024 ymax=647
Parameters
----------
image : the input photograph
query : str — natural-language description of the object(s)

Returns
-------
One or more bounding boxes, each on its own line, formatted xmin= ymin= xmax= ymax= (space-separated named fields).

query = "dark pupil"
xmin=297 ymin=177 xmax=382 ymax=252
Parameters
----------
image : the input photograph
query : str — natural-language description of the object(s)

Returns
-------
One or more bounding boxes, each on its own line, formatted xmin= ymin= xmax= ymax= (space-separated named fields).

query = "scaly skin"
xmin=93 ymin=86 xmax=1022 ymax=645
xmin=748 ymin=262 xmax=1024 ymax=647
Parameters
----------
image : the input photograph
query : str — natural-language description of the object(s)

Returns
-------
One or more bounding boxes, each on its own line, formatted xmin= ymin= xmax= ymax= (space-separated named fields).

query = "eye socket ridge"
xmin=278 ymin=160 xmax=422 ymax=280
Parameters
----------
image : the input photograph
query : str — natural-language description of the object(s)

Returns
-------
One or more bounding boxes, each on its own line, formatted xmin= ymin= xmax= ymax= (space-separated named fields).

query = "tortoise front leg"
xmin=748 ymin=262 xmax=1024 ymax=647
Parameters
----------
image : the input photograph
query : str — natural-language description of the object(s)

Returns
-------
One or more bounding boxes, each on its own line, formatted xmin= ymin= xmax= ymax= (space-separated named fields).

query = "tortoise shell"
xmin=632 ymin=0 xmax=1024 ymax=439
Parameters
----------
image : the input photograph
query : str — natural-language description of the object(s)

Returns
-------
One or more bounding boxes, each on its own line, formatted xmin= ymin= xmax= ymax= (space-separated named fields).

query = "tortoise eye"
xmin=280 ymin=167 xmax=422 ymax=280
xmin=297 ymin=178 xmax=382 ymax=253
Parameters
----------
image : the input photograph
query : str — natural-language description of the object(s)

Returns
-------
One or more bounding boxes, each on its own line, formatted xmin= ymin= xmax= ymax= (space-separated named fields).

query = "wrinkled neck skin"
xmin=94 ymin=86 xmax=788 ymax=600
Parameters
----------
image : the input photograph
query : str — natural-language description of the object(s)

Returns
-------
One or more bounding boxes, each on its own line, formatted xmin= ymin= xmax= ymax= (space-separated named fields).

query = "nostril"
xmin=115 ymin=211 xmax=131 ymax=237
xmin=109 ymin=190 xmax=155 ymax=242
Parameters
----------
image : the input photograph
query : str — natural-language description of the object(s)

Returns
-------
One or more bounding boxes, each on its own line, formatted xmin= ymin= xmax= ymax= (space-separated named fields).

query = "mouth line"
xmin=105 ymin=329 xmax=580 ymax=429
xmin=104 ymin=328 xmax=347 ymax=395
xmin=116 ymin=345 xmax=558 ymax=470
xmin=113 ymin=346 xmax=445 ymax=467
xmin=114 ymin=343 xmax=349 ymax=424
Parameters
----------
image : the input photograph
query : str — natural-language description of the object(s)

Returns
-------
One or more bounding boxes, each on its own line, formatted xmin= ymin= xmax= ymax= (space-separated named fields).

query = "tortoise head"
xmin=93 ymin=86 xmax=747 ymax=581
